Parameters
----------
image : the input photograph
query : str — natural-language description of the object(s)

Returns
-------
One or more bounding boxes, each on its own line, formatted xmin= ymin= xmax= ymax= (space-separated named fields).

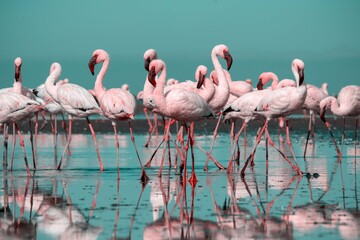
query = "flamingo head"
xmin=144 ymin=49 xmax=157 ymax=71
xmin=196 ymin=65 xmax=207 ymax=89
xmin=292 ymin=59 xmax=305 ymax=86
xmin=147 ymin=64 xmax=157 ymax=87
xmin=213 ymin=44 xmax=233 ymax=70
xmin=210 ymin=70 xmax=219 ymax=86
xmin=14 ymin=57 xmax=22 ymax=82
xmin=88 ymin=49 xmax=109 ymax=76
xmin=224 ymin=50 xmax=233 ymax=71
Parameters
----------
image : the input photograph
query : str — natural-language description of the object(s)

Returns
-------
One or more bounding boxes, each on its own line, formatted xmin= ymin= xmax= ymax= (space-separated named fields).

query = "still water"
xmin=0 ymin=117 xmax=359 ymax=239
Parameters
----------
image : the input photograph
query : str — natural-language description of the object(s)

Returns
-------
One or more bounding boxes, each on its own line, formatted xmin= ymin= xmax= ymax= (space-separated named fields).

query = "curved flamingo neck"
xmin=153 ymin=64 xmax=168 ymax=115
xmin=143 ymin=75 xmax=155 ymax=106
xmin=45 ymin=64 xmax=61 ymax=102
xmin=327 ymin=96 xmax=345 ymax=116
xmin=210 ymin=50 xmax=230 ymax=111
xmin=268 ymin=73 xmax=279 ymax=89
xmin=199 ymin=77 xmax=215 ymax=103
xmin=94 ymin=57 xmax=109 ymax=99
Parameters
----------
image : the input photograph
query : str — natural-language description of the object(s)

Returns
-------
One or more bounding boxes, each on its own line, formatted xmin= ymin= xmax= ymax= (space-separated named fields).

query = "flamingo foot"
xmin=188 ymin=174 xmax=198 ymax=187
xmin=140 ymin=169 xmax=150 ymax=183
xmin=99 ymin=165 xmax=105 ymax=171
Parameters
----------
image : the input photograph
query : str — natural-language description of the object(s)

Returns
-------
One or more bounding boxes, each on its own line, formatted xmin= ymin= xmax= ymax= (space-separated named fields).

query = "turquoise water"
xmin=0 ymin=117 xmax=359 ymax=239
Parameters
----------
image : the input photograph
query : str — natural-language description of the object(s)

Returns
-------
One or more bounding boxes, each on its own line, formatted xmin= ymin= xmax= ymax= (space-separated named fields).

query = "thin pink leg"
xmin=3 ymin=123 xmax=9 ymax=169
xmin=285 ymin=119 xmax=301 ymax=169
xmin=203 ymin=113 xmax=223 ymax=171
xmin=303 ymin=112 xmax=312 ymax=157
xmin=320 ymin=116 xmax=342 ymax=159
xmin=58 ymin=118 xmax=73 ymax=170
xmin=113 ymin=122 xmax=120 ymax=180
xmin=227 ymin=121 xmax=247 ymax=174
xmin=240 ymin=120 xmax=268 ymax=177
xmin=15 ymin=123 xmax=31 ymax=177
xmin=28 ymin=119 xmax=36 ymax=170
xmin=34 ymin=113 xmax=39 ymax=165
xmin=10 ymin=123 xmax=16 ymax=170
xmin=86 ymin=118 xmax=104 ymax=171
xmin=128 ymin=121 xmax=149 ymax=182
xmin=265 ymin=127 xmax=302 ymax=176
xmin=188 ymin=122 xmax=198 ymax=187
xmin=158 ymin=119 xmax=171 ymax=178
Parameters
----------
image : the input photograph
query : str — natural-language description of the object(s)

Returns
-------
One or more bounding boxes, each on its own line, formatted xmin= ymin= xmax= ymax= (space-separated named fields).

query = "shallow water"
xmin=0 ymin=117 xmax=359 ymax=239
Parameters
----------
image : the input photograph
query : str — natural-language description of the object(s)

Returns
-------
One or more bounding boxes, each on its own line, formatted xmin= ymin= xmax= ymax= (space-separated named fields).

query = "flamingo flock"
xmin=1 ymin=44 xmax=359 ymax=186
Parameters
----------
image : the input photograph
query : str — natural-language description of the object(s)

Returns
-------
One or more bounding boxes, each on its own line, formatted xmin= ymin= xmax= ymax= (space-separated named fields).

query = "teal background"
xmin=1 ymin=0 xmax=359 ymax=96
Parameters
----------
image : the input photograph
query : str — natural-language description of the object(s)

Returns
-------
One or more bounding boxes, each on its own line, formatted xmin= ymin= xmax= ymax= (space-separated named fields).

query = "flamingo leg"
xmin=341 ymin=117 xmax=346 ymax=151
xmin=320 ymin=116 xmax=342 ymax=159
xmin=28 ymin=119 xmax=36 ymax=170
xmin=34 ymin=113 xmax=39 ymax=165
xmin=10 ymin=124 xmax=16 ymax=171
xmin=227 ymin=120 xmax=247 ymax=174
xmin=61 ymin=113 xmax=71 ymax=156
xmin=15 ymin=123 xmax=31 ymax=177
xmin=303 ymin=112 xmax=313 ymax=157
xmin=188 ymin=122 xmax=198 ymax=187
xmin=204 ymin=113 xmax=223 ymax=171
xmin=58 ymin=117 xmax=73 ymax=170
xmin=144 ymin=138 xmax=165 ymax=167
xmin=113 ymin=122 xmax=120 ymax=179
xmin=285 ymin=119 xmax=300 ymax=167
xmin=265 ymin=127 xmax=302 ymax=176
xmin=158 ymin=119 xmax=172 ymax=178
xmin=3 ymin=123 xmax=9 ymax=170
xmin=241 ymin=120 xmax=268 ymax=177
xmin=128 ymin=120 xmax=149 ymax=183
xmin=86 ymin=117 xmax=104 ymax=171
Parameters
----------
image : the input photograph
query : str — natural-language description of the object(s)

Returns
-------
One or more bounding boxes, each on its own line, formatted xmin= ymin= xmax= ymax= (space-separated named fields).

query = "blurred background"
xmin=0 ymin=0 xmax=359 ymax=96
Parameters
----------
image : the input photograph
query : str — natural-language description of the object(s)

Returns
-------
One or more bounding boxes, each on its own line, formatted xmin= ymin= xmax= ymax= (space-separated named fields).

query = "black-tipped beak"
xmin=224 ymin=50 xmax=233 ymax=71
xmin=88 ymin=56 xmax=97 ymax=76
xmin=144 ymin=57 xmax=151 ymax=72
xmin=15 ymin=65 xmax=21 ymax=82
xmin=196 ymin=72 xmax=206 ymax=89
xmin=319 ymin=107 xmax=326 ymax=122
xmin=256 ymin=79 xmax=264 ymax=90
xmin=298 ymin=68 xmax=304 ymax=85
xmin=147 ymin=66 xmax=157 ymax=87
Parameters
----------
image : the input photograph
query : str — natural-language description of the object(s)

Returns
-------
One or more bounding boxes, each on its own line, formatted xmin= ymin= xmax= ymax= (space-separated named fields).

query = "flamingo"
xmin=302 ymin=83 xmax=329 ymax=157
xmin=88 ymin=49 xmax=149 ymax=182
xmin=33 ymin=76 xmax=70 ymax=161
xmin=241 ymin=59 xmax=307 ymax=177
xmin=147 ymin=59 xmax=215 ymax=186
xmin=203 ymin=44 xmax=233 ymax=171
xmin=0 ymin=57 xmax=41 ymax=169
xmin=0 ymin=91 xmax=42 ymax=177
xmin=44 ymin=62 xmax=104 ymax=171
xmin=142 ymin=49 xmax=159 ymax=146
xmin=319 ymin=85 xmax=360 ymax=158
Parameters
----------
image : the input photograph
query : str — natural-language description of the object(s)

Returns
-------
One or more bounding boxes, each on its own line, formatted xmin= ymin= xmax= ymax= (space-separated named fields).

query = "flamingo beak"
xmin=223 ymin=50 xmax=233 ymax=71
xmin=127 ymin=113 xmax=134 ymax=119
xmin=14 ymin=65 xmax=21 ymax=82
xmin=257 ymin=79 xmax=264 ymax=90
xmin=144 ymin=57 xmax=151 ymax=71
xmin=298 ymin=68 xmax=304 ymax=85
xmin=196 ymin=72 xmax=206 ymax=89
xmin=148 ymin=66 xmax=157 ymax=87
xmin=319 ymin=107 xmax=326 ymax=122
xmin=88 ymin=56 xmax=97 ymax=76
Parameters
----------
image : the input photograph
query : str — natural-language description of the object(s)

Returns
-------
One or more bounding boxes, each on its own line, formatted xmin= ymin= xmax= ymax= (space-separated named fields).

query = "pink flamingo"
xmin=203 ymin=44 xmax=233 ymax=171
xmin=44 ymin=62 xmax=104 ymax=171
xmin=319 ymin=85 xmax=360 ymax=158
xmin=302 ymin=83 xmax=329 ymax=157
xmin=0 ymin=57 xmax=41 ymax=169
xmin=33 ymin=76 xmax=70 ymax=161
xmin=241 ymin=59 xmax=307 ymax=177
xmin=0 ymin=91 xmax=42 ymax=177
xmin=148 ymin=59 xmax=214 ymax=186
xmin=142 ymin=49 xmax=159 ymax=146
xmin=88 ymin=49 xmax=149 ymax=182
